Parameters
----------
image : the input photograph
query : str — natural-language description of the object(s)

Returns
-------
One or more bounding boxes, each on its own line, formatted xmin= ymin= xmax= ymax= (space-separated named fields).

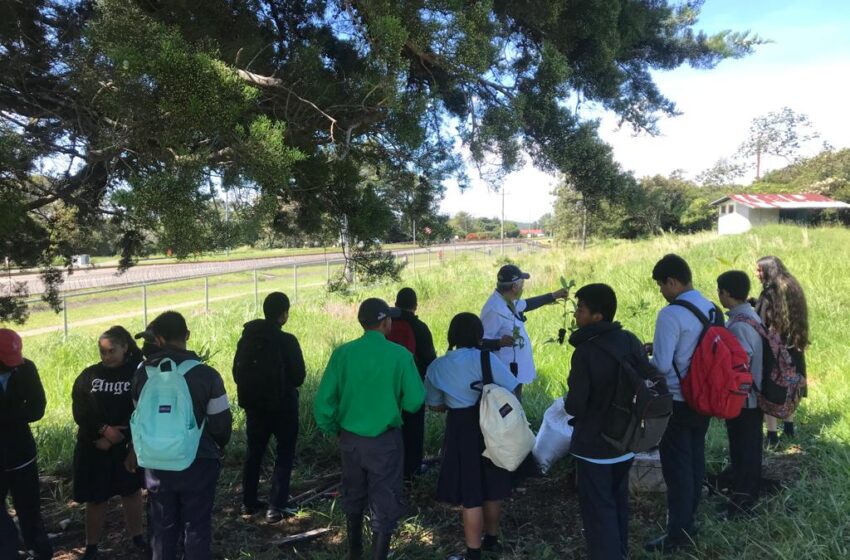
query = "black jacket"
xmin=73 ymin=355 xmax=141 ymax=444
xmin=564 ymin=321 xmax=647 ymax=460
xmin=396 ymin=310 xmax=437 ymax=379
xmin=133 ymin=348 xmax=233 ymax=461
xmin=236 ymin=319 xmax=306 ymax=394
xmin=0 ymin=359 xmax=47 ymax=470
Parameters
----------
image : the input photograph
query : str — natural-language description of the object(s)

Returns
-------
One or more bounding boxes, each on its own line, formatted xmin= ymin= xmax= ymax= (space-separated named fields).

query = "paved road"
xmin=13 ymin=241 xmax=532 ymax=295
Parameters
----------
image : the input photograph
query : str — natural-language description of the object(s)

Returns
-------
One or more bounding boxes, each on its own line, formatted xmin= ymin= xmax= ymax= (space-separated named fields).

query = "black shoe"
xmin=241 ymin=500 xmax=268 ymax=516
xmin=347 ymin=514 xmax=364 ymax=560
xmin=265 ymin=506 xmax=297 ymax=523
xmin=371 ymin=531 xmax=393 ymax=560
xmin=132 ymin=534 xmax=151 ymax=555
xmin=481 ymin=534 xmax=501 ymax=553
xmin=643 ymin=534 xmax=689 ymax=554
xmin=765 ymin=431 xmax=780 ymax=449
xmin=783 ymin=421 xmax=796 ymax=438
xmin=80 ymin=545 xmax=99 ymax=560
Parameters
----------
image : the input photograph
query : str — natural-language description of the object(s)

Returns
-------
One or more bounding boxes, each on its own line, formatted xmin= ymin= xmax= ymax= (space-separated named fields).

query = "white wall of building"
xmin=716 ymin=202 xmax=780 ymax=235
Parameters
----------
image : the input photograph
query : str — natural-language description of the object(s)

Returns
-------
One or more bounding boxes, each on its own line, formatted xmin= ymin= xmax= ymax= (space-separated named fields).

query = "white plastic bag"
xmin=532 ymin=397 xmax=574 ymax=473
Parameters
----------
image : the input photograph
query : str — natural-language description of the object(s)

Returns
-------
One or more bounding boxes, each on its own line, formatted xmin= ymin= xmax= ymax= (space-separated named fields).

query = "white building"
xmin=709 ymin=193 xmax=850 ymax=235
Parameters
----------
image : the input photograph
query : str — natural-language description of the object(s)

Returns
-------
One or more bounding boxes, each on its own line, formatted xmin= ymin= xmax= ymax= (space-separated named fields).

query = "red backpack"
xmin=388 ymin=319 xmax=417 ymax=355
xmin=671 ymin=300 xmax=753 ymax=419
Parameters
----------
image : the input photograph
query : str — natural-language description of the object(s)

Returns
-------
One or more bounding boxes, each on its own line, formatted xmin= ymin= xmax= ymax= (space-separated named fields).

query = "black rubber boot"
xmin=371 ymin=531 xmax=393 ymax=560
xmin=346 ymin=514 xmax=364 ymax=560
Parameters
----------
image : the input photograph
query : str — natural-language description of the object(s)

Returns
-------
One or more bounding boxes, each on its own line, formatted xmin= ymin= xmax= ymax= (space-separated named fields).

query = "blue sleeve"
xmin=424 ymin=365 xmax=445 ymax=407
xmin=651 ymin=310 xmax=679 ymax=376
xmin=728 ymin=322 xmax=755 ymax=362
xmin=489 ymin=353 xmax=519 ymax=391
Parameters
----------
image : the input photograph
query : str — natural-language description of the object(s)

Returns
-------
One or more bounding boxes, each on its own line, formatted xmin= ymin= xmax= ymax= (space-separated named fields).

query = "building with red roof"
xmin=710 ymin=193 xmax=850 ymax=235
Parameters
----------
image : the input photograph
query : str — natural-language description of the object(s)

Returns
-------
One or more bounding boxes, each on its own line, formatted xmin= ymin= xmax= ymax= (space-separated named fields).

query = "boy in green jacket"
xmin=314 ymin=298 xmax=425 ymax=560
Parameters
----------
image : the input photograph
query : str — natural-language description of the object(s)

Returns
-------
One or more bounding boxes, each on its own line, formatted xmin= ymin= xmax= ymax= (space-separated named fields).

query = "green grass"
xmin=19 ymin=225 xmax=850 ymax=558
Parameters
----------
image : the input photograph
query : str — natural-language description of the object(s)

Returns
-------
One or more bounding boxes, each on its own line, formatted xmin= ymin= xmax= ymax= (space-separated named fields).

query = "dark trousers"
xmin=725 ymin=407 xmax=763 ymax=508
xmin=0 ymin=461 xmax=52 ymax=559
xmin=242 ymin=391 xmax=299 ymax=509
xmin=145 ymin=458 xmax=221 ymax=560
xmin=659 ymin=402 xmax=710 ymax=538
xmin=576 ymin=458 xmax=633 ymax=560
xmin=339 ymin=429 xmax=406 ymax=534
xmin=401 ymin=406 xmax=425 ymax=479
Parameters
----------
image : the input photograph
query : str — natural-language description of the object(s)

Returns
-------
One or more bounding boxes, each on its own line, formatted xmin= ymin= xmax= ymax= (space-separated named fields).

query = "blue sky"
xmin=440 ymin=0 xmax=850 ymax=222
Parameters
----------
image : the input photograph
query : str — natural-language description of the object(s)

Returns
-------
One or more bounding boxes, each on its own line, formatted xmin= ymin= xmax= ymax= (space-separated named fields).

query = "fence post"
xmin=142 ymin=284 xmax=148 ymax=327
xmin=427 ymin=249 xmax=431 ymax=268
xmin=326 ymin=257 xmax=330 ymax=282
xmin=204 ymin=276 xmax=209 ymax=313
xmin=253 ymin=269 xmax=259 ymax=310
xmin=412 ymin=248 xmax=416 ymax=271
xmin=62 ymin=295 xmax=68 ymax=340
xmin=293 ymin=264 xmax=298 ymax=304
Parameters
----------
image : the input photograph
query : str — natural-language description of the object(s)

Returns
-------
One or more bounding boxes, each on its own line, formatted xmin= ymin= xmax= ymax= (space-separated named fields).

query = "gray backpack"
xmin=592 ymin=340 xmax=673 ymax=453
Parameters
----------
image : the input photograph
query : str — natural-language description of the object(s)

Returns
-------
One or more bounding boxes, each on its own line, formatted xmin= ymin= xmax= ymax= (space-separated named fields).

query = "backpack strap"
xmin=480 ymin=349 xmax=494 ymax=386
xmin=671 ymin=299 xmax=720 ymax=325
xmin=176 ymin=359 xmax=201 ymax=376
xmin=669 ymin=299 xmax=723 ymax=383
xmin=728 ymin=315 xmax=768 ymax=338
xmin=588 ymin=336 xmax=629 ymax=366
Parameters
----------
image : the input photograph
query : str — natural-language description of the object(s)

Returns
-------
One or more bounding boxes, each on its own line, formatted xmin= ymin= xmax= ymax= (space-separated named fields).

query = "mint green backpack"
xmin=131 ymin=358 xmax=204 ymax=471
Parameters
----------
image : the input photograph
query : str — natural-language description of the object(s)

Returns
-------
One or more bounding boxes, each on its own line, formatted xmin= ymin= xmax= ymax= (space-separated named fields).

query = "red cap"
xmin=0 ymin=328 xmax=24 ymax=368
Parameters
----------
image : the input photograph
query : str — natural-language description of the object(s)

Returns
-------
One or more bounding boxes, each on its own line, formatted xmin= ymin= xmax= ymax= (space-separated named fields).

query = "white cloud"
xmin=440 ymin=163 xmax=558 ymax=223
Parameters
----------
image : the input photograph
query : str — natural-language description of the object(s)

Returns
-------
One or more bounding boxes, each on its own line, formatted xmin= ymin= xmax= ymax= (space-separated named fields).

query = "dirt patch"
xmin=20 ymin=446 xmax=806 ymax=559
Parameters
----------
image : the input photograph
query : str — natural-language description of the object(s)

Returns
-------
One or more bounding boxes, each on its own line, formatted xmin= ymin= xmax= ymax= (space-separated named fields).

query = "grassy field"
xmin=18 ymin=225 xmax=850 ymax=559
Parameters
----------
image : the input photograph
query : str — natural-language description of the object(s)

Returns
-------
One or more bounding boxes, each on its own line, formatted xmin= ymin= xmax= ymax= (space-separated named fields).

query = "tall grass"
xmin=22 ymin=225 xmax=850 ymax=558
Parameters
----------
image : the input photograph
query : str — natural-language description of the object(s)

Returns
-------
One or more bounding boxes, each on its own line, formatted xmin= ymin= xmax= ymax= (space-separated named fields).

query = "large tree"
xmin=0 ymin=0 xmax=760 ymax=321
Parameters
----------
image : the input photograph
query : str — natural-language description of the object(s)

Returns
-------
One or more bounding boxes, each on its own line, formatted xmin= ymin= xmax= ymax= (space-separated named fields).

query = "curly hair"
xmin=755 ymin=256 xmax=809 ymax=351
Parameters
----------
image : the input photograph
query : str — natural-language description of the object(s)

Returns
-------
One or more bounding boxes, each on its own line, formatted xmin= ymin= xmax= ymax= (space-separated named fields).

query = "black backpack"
xmin=232 ymin=329 xmax=284 ymax=410
xmin=592 ymin=339 xmax=673 ymax=453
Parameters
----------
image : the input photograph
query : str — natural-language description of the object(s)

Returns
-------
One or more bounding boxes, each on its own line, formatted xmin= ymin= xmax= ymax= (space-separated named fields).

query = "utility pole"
xmin=501 ymin=185 xmax=505 ymax=255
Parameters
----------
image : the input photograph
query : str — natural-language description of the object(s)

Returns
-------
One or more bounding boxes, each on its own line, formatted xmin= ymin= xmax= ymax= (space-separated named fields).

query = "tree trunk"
xmin=581 ymin=200 xmax=588 ymax=251
xmin=341 ymin=214 xmax=354 ymax=282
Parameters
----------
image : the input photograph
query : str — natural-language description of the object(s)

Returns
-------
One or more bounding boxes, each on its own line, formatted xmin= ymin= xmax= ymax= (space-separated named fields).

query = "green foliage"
xmin=0 ymin=0 xmax=762 ymax=321
xmin=554 ymin=172 xmax=728 ymax=242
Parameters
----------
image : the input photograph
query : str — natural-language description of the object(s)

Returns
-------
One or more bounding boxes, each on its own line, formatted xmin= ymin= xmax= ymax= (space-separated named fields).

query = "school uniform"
xmin=132 ymin=348 xmax=233 ymax=560
xmin=0 ymin=359 xmax=53 ymax=559
xmin=425 ymin=348 xmax=519 ymax=508
xmin=313 ymin=330 xmax=425 ymax=534
xmin=650 ymin=289 xmax=718 ymax=540
xmin=565 ymin=321 xmax=643 ymax=560
xmin=72 ymin=357 xmax=144 ymax=503
xmin=724 ymin=304 xmax=765 ymax=510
